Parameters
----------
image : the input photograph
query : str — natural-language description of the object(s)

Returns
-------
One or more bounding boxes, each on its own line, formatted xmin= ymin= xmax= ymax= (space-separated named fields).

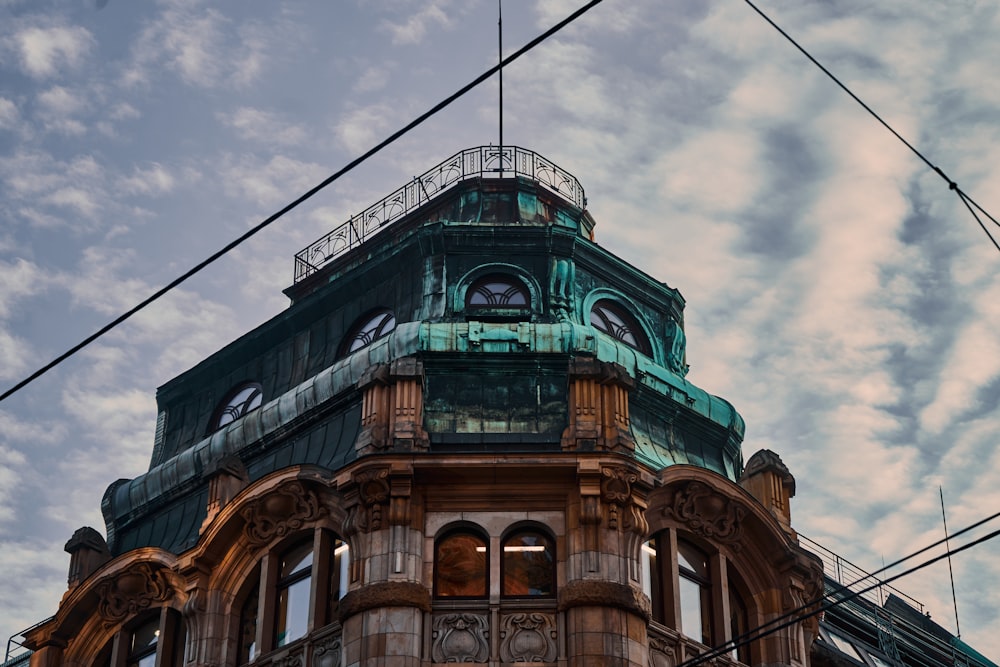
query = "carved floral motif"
xmin=241 ymin=481 xmax=326 ymax=547
xmin=666 ymin=481 xmax=745 ymax=547
xmin=601 ymin=467 xmax=647 ymax=534
xmin=499 ymin=613 xmax=557 ymax=663
xmin=96 ymin=563 xmax=173 ymax=625
xmin=432 ymin=613 xmax=489 ymax=663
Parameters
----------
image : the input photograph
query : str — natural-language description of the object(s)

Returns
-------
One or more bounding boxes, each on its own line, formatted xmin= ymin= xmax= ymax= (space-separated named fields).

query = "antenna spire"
xmin=498 ymin=0 xmax=503 ymax=177
xmin=939 ymin=486 xmax=962 ymax=638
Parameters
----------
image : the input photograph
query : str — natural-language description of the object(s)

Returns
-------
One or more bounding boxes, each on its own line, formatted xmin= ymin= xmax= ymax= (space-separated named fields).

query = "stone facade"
xmin=23 ymin=152 xmax=823 ymax=667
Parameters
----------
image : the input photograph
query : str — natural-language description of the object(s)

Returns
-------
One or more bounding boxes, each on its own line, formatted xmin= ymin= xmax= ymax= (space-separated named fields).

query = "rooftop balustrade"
xmin=293 ymin=145 xmax=586 ymax=283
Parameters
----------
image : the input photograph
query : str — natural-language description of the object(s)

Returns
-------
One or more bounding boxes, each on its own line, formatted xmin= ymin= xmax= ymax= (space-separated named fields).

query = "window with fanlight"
xmin=589 ymin=299 xmax=651 ymax=356
xmin=465 ymin=274 xmax=530 ymax=310
xmin=211 ymin=382 xmax=263 ymax=432
xmin=341 ymin=309 xmax=396 ymax=356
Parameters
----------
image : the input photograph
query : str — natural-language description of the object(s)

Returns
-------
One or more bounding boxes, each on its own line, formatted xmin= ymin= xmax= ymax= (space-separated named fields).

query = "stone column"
xmin=562 ymin=462 xmax=652 ymax=667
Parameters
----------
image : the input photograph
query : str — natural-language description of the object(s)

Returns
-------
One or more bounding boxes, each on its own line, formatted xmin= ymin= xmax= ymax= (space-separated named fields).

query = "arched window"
xmin=642 ymin=530 xmax=755 ymax=660
xmin=212 ymin=382 xmax=263 ymax=431
xmin=435 ymin=529 xmax=488 ymax=598
xmin=236 ymin=530 xmax=349 ymax=659
xmin=93 ymin=609 xmax=185 ymax=667
xmin=465 ymin=274 xmax=530 ymax=309
xmin=342 ymin=309 xmax=396 ymax=355
xmin=589 ymin=299 xmax=651 ymax=355
xmin=501 ymin=528 xmax=555 ymax=597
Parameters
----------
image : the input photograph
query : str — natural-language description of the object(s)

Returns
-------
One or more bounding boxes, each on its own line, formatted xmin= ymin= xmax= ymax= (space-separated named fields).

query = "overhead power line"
xmin=743 ymin=0 xmax=1000 ymax=253
xmin=677 ymin=514 xmax=1000 ymax=667
xmin=0 ymin=0 xmax=605 ymax=405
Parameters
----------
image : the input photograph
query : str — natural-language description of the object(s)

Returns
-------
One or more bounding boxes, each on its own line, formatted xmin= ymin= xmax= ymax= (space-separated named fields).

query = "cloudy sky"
xmin=2 ymin=0 xmax=1000 ymax=659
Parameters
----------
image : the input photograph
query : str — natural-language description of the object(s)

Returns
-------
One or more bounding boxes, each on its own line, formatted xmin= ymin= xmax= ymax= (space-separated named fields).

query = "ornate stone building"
xmin=22 ymin=147 xmax=827 ymax=667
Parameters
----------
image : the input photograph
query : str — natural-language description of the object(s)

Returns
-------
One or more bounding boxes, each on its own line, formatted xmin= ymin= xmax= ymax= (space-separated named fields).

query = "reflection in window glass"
xmin=435 ymin=531 xmax=488 ymax=597
xmin=641 ymin=539 xmax=664 ymax=623
xmin=729 ymin=580 xmax=750 ymax=663
xmin=678 ymin=540 xmax=712 ymax=646
xmin=238 ymin=580 xmax=259 ymax=664
xmin=327 ymin=540 xmax=350 ymax=621
xmin=215 ymin=383 xmax=263 ymax=429
xmin=128 ymin=617 xmax=159 ymax=667
xmin=467 ymin=275 xmax=529 ymax=307
xmin=502 ymin=530 xmax=554 ymax=597
xmin=276 ymin=542 xmax=313 ymax=647
xmin=589 ymin=299 xmax=650 ymax=355
xmin=346 ymin=310 xmax=396 ymax=354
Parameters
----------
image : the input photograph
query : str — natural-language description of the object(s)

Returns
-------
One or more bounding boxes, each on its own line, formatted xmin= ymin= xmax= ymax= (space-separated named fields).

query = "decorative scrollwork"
xmin=294 ymin=146 xmax=586 ymax=282
xmin=354 ymin=467 xmax=390 ymax=532
xmin=241 ymin=481 xmax=326 ymax=547
xmin=499 ymin=613 xmax=557 ymax=663
xmin=431 ymin=614 xmax=489 ymax=663
xmin=96 ymin=563 xmax=173 ymax=625
xmin=313 ymin=634 xmax=343 ymax=667
xmin=666 ymin=481 xmax=745 ymax=547
xmin=649 ymin=636 xmax=677 ymax=667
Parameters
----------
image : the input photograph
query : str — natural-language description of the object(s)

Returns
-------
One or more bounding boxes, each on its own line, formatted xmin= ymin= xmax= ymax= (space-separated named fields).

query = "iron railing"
xmin=293 ymin=146 xmax=586 ymax=282
xmin=799 ymin=534 xmax=924 ymax=612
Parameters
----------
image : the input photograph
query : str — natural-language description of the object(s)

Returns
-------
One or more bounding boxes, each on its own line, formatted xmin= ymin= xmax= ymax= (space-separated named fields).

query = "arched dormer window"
xmin=342 ymin=309 xmax=396 ymax=356
xmin=434 ymin=528 xmax=488 ymax=598
xmin=465 ymin=274 xmax=530 ymax=309
xmin=589 ymin=299 xmax=651 ymax=356
xmin=211 ymin=382 xmax=263 ymax=431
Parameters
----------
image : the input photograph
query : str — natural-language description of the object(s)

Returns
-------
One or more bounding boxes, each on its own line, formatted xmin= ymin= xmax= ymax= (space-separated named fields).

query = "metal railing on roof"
xmin=292 ymin=145 xmax=586 ymax=283
xmin=800 ymin=534 xmax=924 ymax=612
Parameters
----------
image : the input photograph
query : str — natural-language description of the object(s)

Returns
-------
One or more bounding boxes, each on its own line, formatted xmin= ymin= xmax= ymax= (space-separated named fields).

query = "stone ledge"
xmin=339 ymin=581 xmax=431 ymax=621
xmin=558 ymin=579 xmax=651 ymax=622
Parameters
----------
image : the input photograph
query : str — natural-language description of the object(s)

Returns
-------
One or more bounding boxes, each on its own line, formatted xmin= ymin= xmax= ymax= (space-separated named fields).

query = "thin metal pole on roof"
xmin=498 ymin=0 xmax=503 ymax=177
xmin=940 ymin=486 xmax=962 ymax=638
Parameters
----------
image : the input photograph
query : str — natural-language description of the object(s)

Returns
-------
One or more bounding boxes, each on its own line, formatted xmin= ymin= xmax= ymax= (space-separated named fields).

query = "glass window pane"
xmin=347 ymin=311 xmax=396 ymax=352
xmin=280 ymin=542 xmax=313 ymax=579
xmin=130 ymin=618 xmax=159 ymax=654
xmin=679 ymin=575 xmax=705 ymax=643
xmin=238 ymin=584 xmax=259 ymax=664
xmin=276 ymin=576 xmax=311 ymax=647
xmin=589 ymin=299 xmax=650 ymax=355
xmin=435 ymin=532 xmax=487 ymax=597
xmin=502 ymin=531 xmax=554 ymax=597
xmin=642 ymin=539 xmax=664 ymax=623
xmin=466 ymin=275 xmax=529 ymax=308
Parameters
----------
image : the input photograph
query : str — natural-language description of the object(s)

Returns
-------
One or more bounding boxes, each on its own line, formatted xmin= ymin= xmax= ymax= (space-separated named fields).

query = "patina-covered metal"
xmin=114 ymin=153 xmax=745 ymax=556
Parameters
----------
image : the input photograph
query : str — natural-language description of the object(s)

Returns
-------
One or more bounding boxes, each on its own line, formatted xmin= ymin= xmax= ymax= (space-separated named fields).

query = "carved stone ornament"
xmin=649 ymin=636 xmax=676 ymax=667
xmin=96 ymin=562 xmax=173 ymax=625
xmin=273 ymin=647 xmax=304 ymax=667
xmin=499 ymin=612 xmax=557 ymax=663
xmin=600 ymin=467 xmax=648 ymax=536
xmin=313 ymin=635 xmax=343 ymax=667
xmin=431 ymin=613 xmax=489 ymax=663
xmin=241 ymin=481 xmax=326 ymax=548
xmin=352 ymin=467 xmax=391 ymax=532
xmin=666 ymin=481 xmax=745 ymax=548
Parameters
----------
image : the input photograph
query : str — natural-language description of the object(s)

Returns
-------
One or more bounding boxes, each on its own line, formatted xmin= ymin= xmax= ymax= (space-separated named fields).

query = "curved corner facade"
xmin=23 ymin=152 xmax=821 ymax=667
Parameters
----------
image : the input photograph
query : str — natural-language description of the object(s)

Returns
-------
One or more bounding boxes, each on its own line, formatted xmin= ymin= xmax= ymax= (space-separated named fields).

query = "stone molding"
xmin=338 ymin=581 xmax=431 ymax=621
xmin=499 ymin=612 xmax=558 ymax=663
xmin=557 ymin=579 xmax=650 ymax=622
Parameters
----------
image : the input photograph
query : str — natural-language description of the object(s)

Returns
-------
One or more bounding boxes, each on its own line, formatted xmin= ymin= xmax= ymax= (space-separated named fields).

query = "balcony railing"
xmin=293 ymin=146 xmax=586 ymax=283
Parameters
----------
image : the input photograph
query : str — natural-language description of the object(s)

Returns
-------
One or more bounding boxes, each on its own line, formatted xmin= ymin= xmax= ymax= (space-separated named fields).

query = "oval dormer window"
xmin=589 ymin=299 xmax=651 ymax=355
xmin=343 ymin=309 xmax=396 ymax=355
xmin=213 ymin=382 xmax=263 ymax=430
